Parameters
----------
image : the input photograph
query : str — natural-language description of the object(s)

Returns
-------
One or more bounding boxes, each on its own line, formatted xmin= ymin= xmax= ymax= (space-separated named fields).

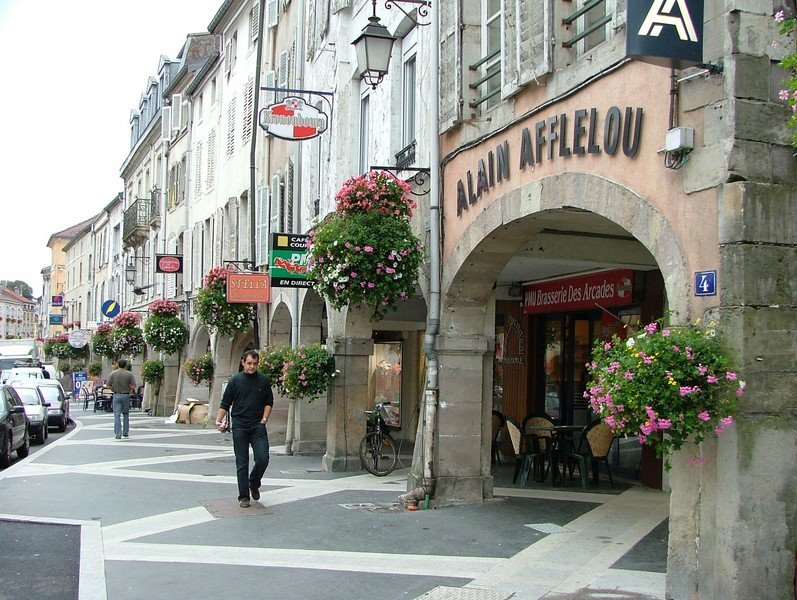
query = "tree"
xmin=0 ymin=280 xmax=33 ymax=299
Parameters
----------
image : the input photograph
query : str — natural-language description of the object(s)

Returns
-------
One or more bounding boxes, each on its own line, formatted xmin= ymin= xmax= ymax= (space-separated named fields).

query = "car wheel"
xmin=58 ymin=416 xmax=67 ymax=433
xmin=35 ymin=426 xmax=45 ymax=445
xmin=16 ymin=429 xmax=29 ymax=459
xmin=0 ymin=435 xmax=11 ymax=468
xmin=43 ymin=425 xmax=48 ymax=441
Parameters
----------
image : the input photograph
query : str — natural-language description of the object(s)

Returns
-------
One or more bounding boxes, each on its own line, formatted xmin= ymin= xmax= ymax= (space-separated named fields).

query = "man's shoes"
xmin=115 ymin=436 xmax=121 ymax=440
xmin=250 ymin=486 xmax=260 ymax=501
xmin=239 ymin=499 xmax=251 ymax=508
xmin=123 ymin=434 xmax=129 ymax=438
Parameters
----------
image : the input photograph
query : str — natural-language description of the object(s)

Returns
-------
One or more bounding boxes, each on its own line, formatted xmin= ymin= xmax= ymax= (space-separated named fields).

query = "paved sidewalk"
xmin=0 ymin=402 xmax=668 ymax=600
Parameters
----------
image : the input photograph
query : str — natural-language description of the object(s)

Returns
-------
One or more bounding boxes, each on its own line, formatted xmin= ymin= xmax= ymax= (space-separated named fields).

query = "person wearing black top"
xmin=215 ymin=350 xmax=274 ymax=508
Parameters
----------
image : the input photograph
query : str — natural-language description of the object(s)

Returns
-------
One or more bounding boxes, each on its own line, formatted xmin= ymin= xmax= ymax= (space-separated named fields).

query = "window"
xmin=482 ymin=0 xmax=501 ymax=112
xmin=359 ymin=92 xmax=370 ymax=174
xmin=196 ymin=94 xmax=203 ymax=122
xmin=562 ymin=0 xmax=614 ymax=54
xmin=211 ymin=78 xmax=217 ymax=105
xmin=250 ymin=2 xmax=260 ymax=42
xmin=401 ymin=30 xmax=417 ymax=149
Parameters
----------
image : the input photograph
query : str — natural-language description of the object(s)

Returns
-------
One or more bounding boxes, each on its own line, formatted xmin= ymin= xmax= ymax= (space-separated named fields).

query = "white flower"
xmin=626 ymin=338 xmax=636 ymax=348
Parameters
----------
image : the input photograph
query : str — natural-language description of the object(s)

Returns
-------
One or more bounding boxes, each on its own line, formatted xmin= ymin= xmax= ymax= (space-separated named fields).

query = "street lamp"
xmin=352 ymin=0 xmax=397 ymax=89
xmin=125 ymin=260 xmax=137 ymax=285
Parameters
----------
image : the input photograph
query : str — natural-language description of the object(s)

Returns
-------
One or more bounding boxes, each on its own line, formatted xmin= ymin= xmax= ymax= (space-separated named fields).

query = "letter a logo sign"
xmin=639 ymin=0 xmax=698 ymax=42
xmin=626 ymin=0 xmax=703 ymax=68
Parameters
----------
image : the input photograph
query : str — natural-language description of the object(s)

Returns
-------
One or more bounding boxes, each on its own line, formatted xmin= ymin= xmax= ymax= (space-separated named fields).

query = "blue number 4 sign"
xmin=695 ymin=271 xmax=717 ymax=296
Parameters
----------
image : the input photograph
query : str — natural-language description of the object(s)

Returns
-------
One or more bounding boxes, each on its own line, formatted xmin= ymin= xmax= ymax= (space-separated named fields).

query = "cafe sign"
xmin=226 ymin=273 xmax=271 ymax=304
xmin=523 ymin=270 xmax=634 ymax=315
xmin=270 ymin=233 xmax=312 ymax=289
xmin=258 ymin=97 xmax=328 ymax=141
xmin=155 ymin=254 xmax=183 ymax=274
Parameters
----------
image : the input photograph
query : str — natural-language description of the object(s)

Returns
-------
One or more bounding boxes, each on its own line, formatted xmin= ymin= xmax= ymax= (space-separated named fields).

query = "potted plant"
xmin=88 ymin=362 xmax=102 ymax=379
xmin=196 ymin=267 xmax=256 ymax=337
xmin=585 ymin=320 xmax=744 ymax=468
xmin=111 ymin=312 xmax=145 ymax=358
xmin=183 ymin=353 xmax=214 ymax=386
xmin=258 ymin=345 xmax=295 ymax=396
xmin=142 ymin=359 xmax=165 ymax=392
xmin=143 ymin=300 xmax=189 ymax=355
xmin=306 ymin=170 xmax=424 ymax=320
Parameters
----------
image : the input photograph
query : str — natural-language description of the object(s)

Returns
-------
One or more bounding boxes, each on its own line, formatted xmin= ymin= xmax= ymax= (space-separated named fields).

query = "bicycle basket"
xmin=379 ymin=403 xmax=401 ymax=430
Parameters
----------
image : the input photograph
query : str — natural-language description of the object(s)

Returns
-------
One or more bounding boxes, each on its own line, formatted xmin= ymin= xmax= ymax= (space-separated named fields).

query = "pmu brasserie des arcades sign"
xmin=523 ymin=270 xmax=634 ymax=314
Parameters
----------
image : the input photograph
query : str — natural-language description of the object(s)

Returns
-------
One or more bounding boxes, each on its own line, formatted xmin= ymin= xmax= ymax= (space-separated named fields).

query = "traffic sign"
xmin=101 ymin=300 xmax=121 ymax=318
xmin=68 ymin=330 xmax=89 ymax=348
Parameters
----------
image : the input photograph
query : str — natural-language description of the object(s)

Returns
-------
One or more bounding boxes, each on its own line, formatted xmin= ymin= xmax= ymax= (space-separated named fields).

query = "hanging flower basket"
xmin=307 ymin=171 xmax=424 ymax=321
xmin=585 ymin=320 xmax=744 ymax=468
xmin=183 ymin=353 xmax=214 ymax=386
xmin=144 ymin=300 xmax=189 ymax=355
xmin=260 ymin=344 xmax=337 ymax=400
xmin=91 ymin=323 xmax=117 ymax=359
xmin=111 ymin=312 xmax=144 ymax=358
xmin=196 ymin=267 xmax=256 ymax=337
xmin=142 ymin=359 xmax=165 ymax=388
xmin=775 ymin=10 xmax=797 ymax=147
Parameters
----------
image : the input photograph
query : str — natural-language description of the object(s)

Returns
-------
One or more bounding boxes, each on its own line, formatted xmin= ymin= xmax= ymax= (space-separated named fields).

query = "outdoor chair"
xmin=94 ymin=386 xmax=113 ymax=413
xmin=130 ymin=385 xmax=144 ymax=410
xmin=568 ymin=419 xmax=615 ymax=490
xmin=79 ymin=381 xmax=96 ymax=410
xmin=491 ymin=410 xmax=506 ymax=465
xmin=521 ymin=413 xmax=555 ymax=484
xmin=505 ymin=417 xmax=528 ymax=485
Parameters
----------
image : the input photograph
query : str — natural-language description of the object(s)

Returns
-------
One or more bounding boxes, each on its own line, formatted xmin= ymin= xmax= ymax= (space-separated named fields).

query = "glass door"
xmin=541 ymin=317 xmax=564 ymax=421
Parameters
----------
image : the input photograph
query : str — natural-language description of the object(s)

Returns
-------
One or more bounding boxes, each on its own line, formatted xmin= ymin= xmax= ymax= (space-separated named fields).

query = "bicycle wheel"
xmin=359 ymin=431 xmax=397 ymax=476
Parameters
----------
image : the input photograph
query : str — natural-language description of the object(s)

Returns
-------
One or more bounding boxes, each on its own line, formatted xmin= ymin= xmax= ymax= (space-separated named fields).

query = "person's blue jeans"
xmin=112 ymin=394 xmax=131 ymax=438
xmin=232 ymin=424 xmax=270 ymax=500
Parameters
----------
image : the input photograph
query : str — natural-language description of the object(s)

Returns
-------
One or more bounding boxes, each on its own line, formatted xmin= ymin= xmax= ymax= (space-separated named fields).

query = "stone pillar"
xmin=431 ymin=305 xmax=494 ymax=504
xmin=322 ymin=305 xmax=373 ymax=472
xmin=151 ymin=352 xmax=180 ymax=417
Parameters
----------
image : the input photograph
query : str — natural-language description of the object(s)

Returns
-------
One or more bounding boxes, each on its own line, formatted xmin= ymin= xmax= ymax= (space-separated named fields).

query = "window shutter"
xmin=331 ymin=0 xmax=351 ymax=14
xmin=192 ymin=223 xmax=202 ymax=290
xmin=306 ymin=0 xmax=317 ymax=56
xmin=256 ymin=185 xmax=269 ymax=267
xmin=270 ymin=173 xmax=282 ymax=235
xmin=267 ymin=0 xmax=279 ymax=28
xmin=318 ymin=0 xmax=330 ymax=40
xmin=171 ymin=93 xmax=183 ymax=131
xmin=243 ymin=78 xmax=254 ymax=144
xmin=161 ymin=106 xmax=172 ymax=141
xmin=224 ymin=40 xmax=233 ymax=74
xmin=166 ymin=239 xmax=177 ymax=298
xmin=207 ymin=128 xmax=217 ymax=189
xmin=214 ymin=208 xmax=224 ymax=265
xmin=184 ymin=228 xmax=193 ymax=291
xmin=517 ymin=0 xmax=553 ymax=87
xmin=439 ymin=0 xmax=461 ymax=131
xmin=195 ymin=141 xmax=203 ymax=195
xmin=264 ymin=70 xmax=276 ymax=105
xmin=277 ymin=51 xmax=289 ymax=101
xmin=285 ymin=158 xmax=294 ymax=233
xmin=250 ymin=2 xmax=260 ymax=41
xmin=227 ymin=96 xmax=236 ymax=156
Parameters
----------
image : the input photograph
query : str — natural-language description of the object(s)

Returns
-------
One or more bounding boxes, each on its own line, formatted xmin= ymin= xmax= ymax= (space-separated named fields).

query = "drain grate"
xmin=339 ymin=502 xmax=404 ymax=513
xmin=524 ymin=522 xmax=575 ymax=534
xmin=415 ymin=586 xmax=514 ymax=600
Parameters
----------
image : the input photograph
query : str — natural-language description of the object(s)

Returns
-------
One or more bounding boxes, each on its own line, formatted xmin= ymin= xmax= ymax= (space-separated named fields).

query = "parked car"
xmin=2 ymin=367 xmax=46 ymax=384
xmin=0 ymin=384 xmax=30 ymax=467
xmin=12 ymin=379 xmax=70 ymax=432
xmin=9 ymin=384 xmax=50 ymax=444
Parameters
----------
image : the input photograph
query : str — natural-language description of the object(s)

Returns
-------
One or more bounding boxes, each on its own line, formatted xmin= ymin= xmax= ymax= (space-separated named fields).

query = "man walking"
xmin=107 ymin=359 xmax=136 ymax=440
xmin=215 ymin=350 xmax=273 ymax=508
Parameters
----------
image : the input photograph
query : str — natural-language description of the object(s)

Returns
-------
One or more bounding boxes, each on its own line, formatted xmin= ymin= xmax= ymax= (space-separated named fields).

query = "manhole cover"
xmin=415 ymin=586 xmax=513 ymax=600
xmin=200 ymin=498 xmax=273 ymax=518
xmin=524 ymin=523 xmax=574 ymax=534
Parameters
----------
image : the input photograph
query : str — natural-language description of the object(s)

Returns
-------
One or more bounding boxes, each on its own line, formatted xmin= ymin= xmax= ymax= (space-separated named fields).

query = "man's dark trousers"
xmin=232 ymin=424 xmax=270 ymax=500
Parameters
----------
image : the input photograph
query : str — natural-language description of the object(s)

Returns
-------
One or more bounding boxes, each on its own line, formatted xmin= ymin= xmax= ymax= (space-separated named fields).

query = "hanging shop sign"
xmin=523 ymin=270 xmax=634 ymax=315
xmin=51 ymin=295 xmax=63 ymax=307
xmin=226 ymin=273 xmax=271 ymax=304
xmin=269 ymin=233 xmax=312 ymax=289
xmin=258 ymin=97 xmax=329 ymax=141
xmin=456 ymin=106 xmax=644 ymax=216
xmin=49 ymin=314 xmax=64 ymax=325
xmin=626 ymin=0 xmax=704 ymax=68
xmin=67 ymin=329 xmax=89 ymax=348
xmin=155 ymin=254 xmax=184 ymax=274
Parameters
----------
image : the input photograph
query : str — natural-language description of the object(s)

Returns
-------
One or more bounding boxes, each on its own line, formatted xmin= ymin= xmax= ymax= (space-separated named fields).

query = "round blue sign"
xmin=101 ymin=300 xmax=121 ymax=318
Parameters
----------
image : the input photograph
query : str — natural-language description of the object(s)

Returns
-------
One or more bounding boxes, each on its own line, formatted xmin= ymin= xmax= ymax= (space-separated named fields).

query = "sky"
xmin=0 ymin=0 xmax=223 ymax=295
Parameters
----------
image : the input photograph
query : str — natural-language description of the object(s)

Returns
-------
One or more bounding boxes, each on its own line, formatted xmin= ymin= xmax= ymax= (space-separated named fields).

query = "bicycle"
xmin=359 ymin=401 xmax=399 ymax=476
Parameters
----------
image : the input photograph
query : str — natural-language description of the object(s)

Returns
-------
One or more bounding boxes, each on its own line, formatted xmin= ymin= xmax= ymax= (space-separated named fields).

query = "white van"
xmin=3 ymin=367 xmax=46 ymax=384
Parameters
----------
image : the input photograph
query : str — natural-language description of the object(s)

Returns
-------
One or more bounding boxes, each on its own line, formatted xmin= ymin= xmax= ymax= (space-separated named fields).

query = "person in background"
xmin=215 ymin=350 xmax=273 ymax=508
xmin=107 ymin=358 xmax=136 ymax=439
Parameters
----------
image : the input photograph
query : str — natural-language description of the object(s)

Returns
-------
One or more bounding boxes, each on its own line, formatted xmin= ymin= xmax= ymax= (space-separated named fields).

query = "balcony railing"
xmin=149 ymin=190 xmax=161 ymax=228
xmin=122 ymin=199 xmax=151 ymax=247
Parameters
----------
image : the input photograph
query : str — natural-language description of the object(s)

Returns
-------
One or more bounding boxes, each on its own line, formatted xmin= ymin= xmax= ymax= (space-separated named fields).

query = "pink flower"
xmin=706 ymin=375 xmax=718 ymax=384
xmin=367 ymin=282 xmax=375 ymax=288
xmin=697 ymin=364 xmax=708 ymax=375
xmin=775 ymin=9 xmax=785 ymax=22
xmin=640 ymin=423 xmax=655 ymax=435
xmin=624 ymin=371 xmax=634 ymax=381
xmin=780 ymin=89 xmax=791 ymax=101
xmin=698 ymin=411 xmax=711 ymax=421
xmin=657 ymin=418 xmax=672 ymax=430
xmin=603 ymin=342 xmax=612 ymax=351
xmin=726 ymin=372 xmax=738 ymax=381
xmin=638 ymin=434 xmax=648 ymax=444
xmin=662 ymin=329 xmax=671 ymax=337
xmin=720 ymin=415 xmax=734 ymax=427
xmin=645 ymin=322 xmax=658 ymax=334
xmin=364 ymin=246 xmax=373 ymax=253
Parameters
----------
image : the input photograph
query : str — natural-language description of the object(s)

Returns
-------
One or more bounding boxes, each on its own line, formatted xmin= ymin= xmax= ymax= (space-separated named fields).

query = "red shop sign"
xmin=523 ymin=270 xmax=634 ymax=314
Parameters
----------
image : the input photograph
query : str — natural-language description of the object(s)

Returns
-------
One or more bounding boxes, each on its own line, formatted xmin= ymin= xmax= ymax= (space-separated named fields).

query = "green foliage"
xmin=196 ymin=267 xmax=256 ymax=337
xmin=88 ymin=362 xmax=102 ymax=377
xmin=112 ymin=326 xmax=145 ymax=358
xmin=775 ymin=11 xmax=797 ymax=147
xmin=259 ymin=344 xmax=337 ymax=400
xmin=143 ymin=314 xmax=189 ymax=355
xmin=142 ymin=360 xmax=165 ymax=386
xmin=91 ymin=324 xmax=117 ymax=360
xmin=586 ymin=321 xmax=743 ymax=468
xmin=0 ymin=280 xmax=33 ymax=299
xmin=183 ymin=353 xmax=214 ymax=386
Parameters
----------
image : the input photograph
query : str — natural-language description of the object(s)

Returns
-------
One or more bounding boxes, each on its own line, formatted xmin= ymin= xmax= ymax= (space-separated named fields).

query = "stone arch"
xmin=443 ymin=172 xmax=690 ymax=323
xmin=299 ymin=289 xmax=325 ymax=346
xmin=269 ymin=296 xmax=293 ymax=347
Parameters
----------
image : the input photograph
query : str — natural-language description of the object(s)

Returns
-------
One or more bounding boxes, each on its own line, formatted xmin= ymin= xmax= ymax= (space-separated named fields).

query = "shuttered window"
xmin=242 ymin=78 xmax=254 ymax=144
xmin=207 ymin=128 xmax=217 ymax=190
xmin=226 ymin=96 xmax=236 ymax=156
xmin=256 ymin=185 xmax=269 ymax=267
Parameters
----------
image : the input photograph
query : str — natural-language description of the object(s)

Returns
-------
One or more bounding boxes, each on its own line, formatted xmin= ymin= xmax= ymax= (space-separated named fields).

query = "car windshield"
xmin=39 ymin=388 xmax=63 ymax=404
xmin=15 ymin=389 xmax=42 ymax=406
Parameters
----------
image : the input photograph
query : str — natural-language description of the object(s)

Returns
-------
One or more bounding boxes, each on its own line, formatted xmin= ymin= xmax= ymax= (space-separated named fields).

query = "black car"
xmin=12 ymin=379 xmax=70 ymax=432
xmin=0 ymin=384 xmax=30 ymax=467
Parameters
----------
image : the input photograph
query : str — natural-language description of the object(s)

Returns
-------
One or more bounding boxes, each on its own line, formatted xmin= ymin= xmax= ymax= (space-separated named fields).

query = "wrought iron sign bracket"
xmin=370 ymin=165 xmax=431 ymax=197
xmin=384 ymin=1 xmax=432 ymax=27
xmin=259 ymin=87 xmax=334 ymax=123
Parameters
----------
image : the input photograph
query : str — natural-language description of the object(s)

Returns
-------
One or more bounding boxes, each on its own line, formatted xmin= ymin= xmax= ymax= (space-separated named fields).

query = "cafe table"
xmin=521 ymin=424 xmax=583 ymax=486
